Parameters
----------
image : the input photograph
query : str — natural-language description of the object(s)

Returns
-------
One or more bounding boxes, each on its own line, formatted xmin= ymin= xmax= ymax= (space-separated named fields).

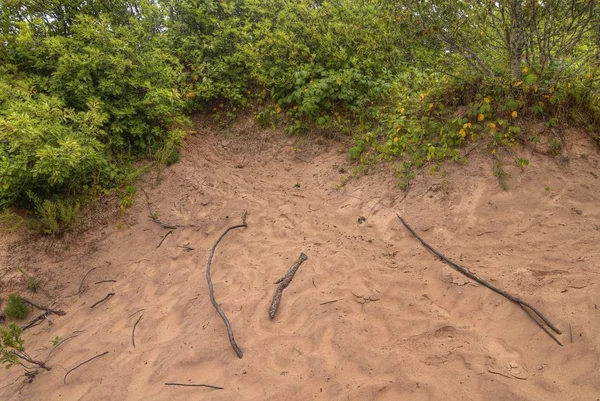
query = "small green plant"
xmin=0 ymin=210 xmax=24 ymax=231
xmin=551 ymin=138 xmax=562 ymax=155
xmin=494 ymin=160 xmax=509 ymax=191
xmin=51 ymin=336 xmax=60 ymax=346
xmin=255 ymin=106 xmax=278 ymax=128
xmin=516 ymin=158 xmax=529 ymax=167
xmin=546 ymin=117 xmax=559 ymax=128
xmin=4 ymin=295 xmax=29 ymax=320
xmin=544 ymin=185 xmax=552 ymax=192
xmin=26 ymin=278 xmax=40 ymax=293
xmin=165 ymin=150 xmax=181 ymax=166
xmin=396 ymin=161 xmax=415 ymax=191
xmin=27 ymin=193 xmax=80 ymax=235
xmin=154 ymin=129 xmax=185 ymax=182
xmin=118 ymin=185 xmax=136 ymax=212
xmin=0 ymin=323 xmax=51 ymax=373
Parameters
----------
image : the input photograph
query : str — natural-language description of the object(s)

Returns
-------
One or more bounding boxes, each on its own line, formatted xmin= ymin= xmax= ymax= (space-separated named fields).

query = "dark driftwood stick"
xmin=269 ymin=253 xmax=308 ymax=319
xmin=206 ymin=212 xmax=247 ymax=358
xmin=165 ymin=382 xmax=224 ymax=390
xmin=21 ymin=312 xmax=51 ymax=330
xmin=397 ymin=215 xmax=563 ymax=346
xmin=22 ymin=298 xmax=66 ymax=316
xmin=63 ymin=351 xmax=109 ymax=384
xmin=157 ymin=229 xmax=173 ymax=248
xmin=132 ymin=313 xmax=144 ymax=348
xmin=95 ymin=279 xmax=116 ymax=284
xmin=90 ymin=293 xmax=115 ymax=309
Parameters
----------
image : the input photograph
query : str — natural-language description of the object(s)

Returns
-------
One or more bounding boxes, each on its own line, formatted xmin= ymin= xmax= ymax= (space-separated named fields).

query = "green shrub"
xmin=4 ymin=295 xmax=29 ymax=320
xmin=0 ymin=4 xmax=186 ymax=211
xmin=28 ymin=194 xmax=80 ymax=235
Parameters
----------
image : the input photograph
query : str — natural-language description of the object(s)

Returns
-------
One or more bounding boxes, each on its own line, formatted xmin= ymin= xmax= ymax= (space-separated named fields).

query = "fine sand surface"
xmin=1 ymin=118 xmax=599 ymax=400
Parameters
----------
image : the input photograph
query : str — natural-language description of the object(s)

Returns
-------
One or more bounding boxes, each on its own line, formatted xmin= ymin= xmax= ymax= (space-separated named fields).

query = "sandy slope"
xmin=1 ymin=118 xmax=599 ymax=401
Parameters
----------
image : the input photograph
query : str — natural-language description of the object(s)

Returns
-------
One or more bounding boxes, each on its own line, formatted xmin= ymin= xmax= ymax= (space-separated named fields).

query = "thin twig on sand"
xmin=157 ymin=229 xmax=173 ymax=248
xmin=165 ymin=382 xmax=224 ymax=390
xmin=269 ymin=253 xmax=308 ymax=319
xmin=132 ymin=313 xmax=144 ymax=348
xmin=205 ymin=212 xmax=248 ymax=358
xmin=397 ymin=215 xmax=563 ymax=346
xmin=90 ymin=293 xmax=115 ymax=309
xmin=76 ymin=266 xmax=99 ymax=295
xmin=319 ymin=299 xmax=342 ymax=306
xmin=45 ymin=334 xmax=79 ymax=363
xmin=142 ymin=189 xmax=177 ymax=229
xmin=63 ymin=351 xmax=109 ymax=384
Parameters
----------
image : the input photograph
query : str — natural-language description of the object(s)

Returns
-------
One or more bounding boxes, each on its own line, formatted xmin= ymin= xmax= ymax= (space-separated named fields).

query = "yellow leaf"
xmin=522 ymin=67 xmax=528 ymax=74
xmin=491 ymin=148 xmax=496 ymax=154
xmin=276 ymin=105 xmax=282 ymax=114
xmin=514 ymin=81 xmax=523 ymax=87
xmin=511 ymin=110 xmax=518 ymax=119
xmin=477 ymin=113 xmax=485 ymax=121
xmin=462 ymin=122 xmax=469 ymax=129
xmin=489 ymin=123 xmax=496 ymax=129
xmin=484 ymin=96 xmax=492 ymax=104
xmin=459 ymin=129 xmax=466 ymax=137
xmin=393 ymin=137 xmax=399 ymax=143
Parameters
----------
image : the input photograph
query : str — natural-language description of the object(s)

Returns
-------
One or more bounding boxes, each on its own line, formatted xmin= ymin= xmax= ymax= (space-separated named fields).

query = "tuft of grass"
xmin=4 ymin=295 xmax=29 ymax=320
xmin=0 ymin=210 xmax=24 ymax=231
xmin=26 ymin=278 xmax=40 ymax=293
xmin=27 ymin=193 xmax=80 ymax=235
xmin=494 ymin=160 xmax=509 ymax=191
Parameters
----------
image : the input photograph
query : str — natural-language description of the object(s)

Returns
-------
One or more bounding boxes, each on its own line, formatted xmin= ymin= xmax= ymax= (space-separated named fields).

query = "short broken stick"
xmin=90 ymin=293 xmax=115 ymax=309
xmin=205 ymin=211 xmax=248 ymax=358
xmin=165 ymin=382 xmax=224 ymax=390
xmin=320 ymin=299 xmax=342 ymax=306
xmin=157 ymin=229 xmax=173 ymax=248
xmin=95 ymin=279 xmax=116 ymax=284
xmin=269 ymin=253 xmax=308 ymax=319
xmin=397 ymin=215 xmax=563 ymax=346
xmin=132 ymin=313 xmax=144 ymax=348
xmin=63 ymin=351 xmax=109 ymax=384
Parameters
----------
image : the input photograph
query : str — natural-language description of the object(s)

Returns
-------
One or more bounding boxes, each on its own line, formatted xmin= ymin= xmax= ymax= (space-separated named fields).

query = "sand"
xmin=1 ymin=117 xmax=599 ymax=400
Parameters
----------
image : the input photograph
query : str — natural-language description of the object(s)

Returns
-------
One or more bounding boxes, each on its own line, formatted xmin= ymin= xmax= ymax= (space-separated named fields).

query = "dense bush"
xmin=0 ymin=2 xmax=185 ymax=212
xmin=1 ymin=0 xmax=599 ymax=221
xmin=169 ymin=0 xmax=405 ymax=120
xmin=4 ymin=295 xmax=28 ymax=320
